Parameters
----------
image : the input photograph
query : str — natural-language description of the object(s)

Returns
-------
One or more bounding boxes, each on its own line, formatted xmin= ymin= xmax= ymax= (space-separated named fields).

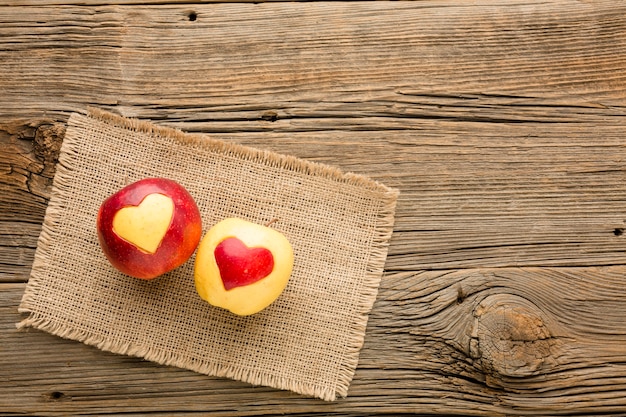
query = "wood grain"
xmin=2 ymin=0 xmax=626 ymax=415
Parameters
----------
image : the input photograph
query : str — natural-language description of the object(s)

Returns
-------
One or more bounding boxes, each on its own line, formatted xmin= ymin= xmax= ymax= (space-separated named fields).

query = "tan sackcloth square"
xmin=18 ymin=108 xmax=398 ymax=401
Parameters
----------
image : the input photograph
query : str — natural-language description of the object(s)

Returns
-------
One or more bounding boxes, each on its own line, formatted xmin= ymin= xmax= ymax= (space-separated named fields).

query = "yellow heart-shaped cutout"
xmin=112 ymin=193 xmax=174 ymax=254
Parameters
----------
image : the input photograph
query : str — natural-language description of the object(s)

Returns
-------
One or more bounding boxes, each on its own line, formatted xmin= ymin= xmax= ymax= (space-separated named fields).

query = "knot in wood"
xmin=34 ymin=123 xmax=64 ymax=173
xmin=470 ymin=294 xmax=554 ymax=380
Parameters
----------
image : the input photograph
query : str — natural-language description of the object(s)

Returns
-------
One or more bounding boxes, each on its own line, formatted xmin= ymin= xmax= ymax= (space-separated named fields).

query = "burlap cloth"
xmin=18 ymin=108 xmax=398 ymax=401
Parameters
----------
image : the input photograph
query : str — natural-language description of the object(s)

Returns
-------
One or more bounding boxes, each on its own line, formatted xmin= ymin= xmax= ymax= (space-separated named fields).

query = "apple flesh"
xmin=194 ymin=218 xmax=294 ymax=316
xmin=97 ymin=178 xmax=202 ymax=279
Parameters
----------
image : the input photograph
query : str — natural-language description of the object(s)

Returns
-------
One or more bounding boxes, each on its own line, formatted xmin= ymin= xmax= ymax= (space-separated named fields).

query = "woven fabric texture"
xmin=18 ymin=108 xmax=398 ymax=401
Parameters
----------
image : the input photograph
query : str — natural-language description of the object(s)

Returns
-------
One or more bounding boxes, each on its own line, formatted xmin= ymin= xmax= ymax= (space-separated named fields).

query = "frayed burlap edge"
xmin=18 ymin=107 xmax=399 ymax=401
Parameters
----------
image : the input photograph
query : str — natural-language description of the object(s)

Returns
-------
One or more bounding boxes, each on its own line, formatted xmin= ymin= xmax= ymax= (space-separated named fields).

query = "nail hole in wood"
xmin=188 ymin=12 xmax=197 ymax=22
xmin=261 ymin=111 xmax=278 ymax=122
xmin=47 ymin=391 xmax=66 ymax=401
xmin=614 ymin=228 xmax=624 ymax=236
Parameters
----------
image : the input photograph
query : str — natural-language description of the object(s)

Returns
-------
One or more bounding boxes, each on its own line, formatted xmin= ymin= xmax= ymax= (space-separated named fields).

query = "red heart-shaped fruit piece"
xmin=214 ymin=237 xmax=274 ymax=290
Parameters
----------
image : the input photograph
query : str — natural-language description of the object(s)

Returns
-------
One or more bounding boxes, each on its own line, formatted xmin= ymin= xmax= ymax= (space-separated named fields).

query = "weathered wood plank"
xmin=2 ymin=1 xmax=626 ymax=121
xmin=4 ymin=266 xmax=626 ymax=415
xmin=4 ymin=118 xmax=626 ymax=278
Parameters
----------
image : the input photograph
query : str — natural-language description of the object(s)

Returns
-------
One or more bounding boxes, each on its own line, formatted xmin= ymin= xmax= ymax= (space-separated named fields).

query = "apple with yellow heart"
xmin=97 ymin=178 xmax=202 ymax=279
xmin=194 ymin=218 xmax=294 ymax=316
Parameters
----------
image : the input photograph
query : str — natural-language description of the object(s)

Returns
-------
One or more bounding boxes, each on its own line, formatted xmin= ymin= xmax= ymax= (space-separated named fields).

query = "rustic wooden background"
xmin=2 ymin=1 xmax=626 ymax=415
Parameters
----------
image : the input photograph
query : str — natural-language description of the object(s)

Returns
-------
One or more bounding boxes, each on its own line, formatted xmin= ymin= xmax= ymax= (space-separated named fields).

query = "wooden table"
xmin=2 ymin=1 xmax=626 ymax=415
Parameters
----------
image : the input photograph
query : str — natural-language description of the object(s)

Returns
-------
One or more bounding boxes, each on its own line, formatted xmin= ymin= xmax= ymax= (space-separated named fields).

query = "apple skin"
xmin=97 ymin=178 xmax=202 ymax=280
xmin=194 ymin=218 xmax=294 ymax=316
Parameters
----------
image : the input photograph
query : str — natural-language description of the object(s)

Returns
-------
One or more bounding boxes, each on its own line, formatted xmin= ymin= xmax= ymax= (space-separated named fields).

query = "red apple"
xmin=97 ymin=178 xmax=202 ymax=279
xmin=194 ymin=218 xmax=294 ymax=316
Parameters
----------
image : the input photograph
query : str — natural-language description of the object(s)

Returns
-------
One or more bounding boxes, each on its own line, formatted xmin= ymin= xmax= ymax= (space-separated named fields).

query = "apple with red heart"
xmin=194 ymin=218 xmax=294 ymax=316
xmin=97 ymin=178 xmax=202 ymax=280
